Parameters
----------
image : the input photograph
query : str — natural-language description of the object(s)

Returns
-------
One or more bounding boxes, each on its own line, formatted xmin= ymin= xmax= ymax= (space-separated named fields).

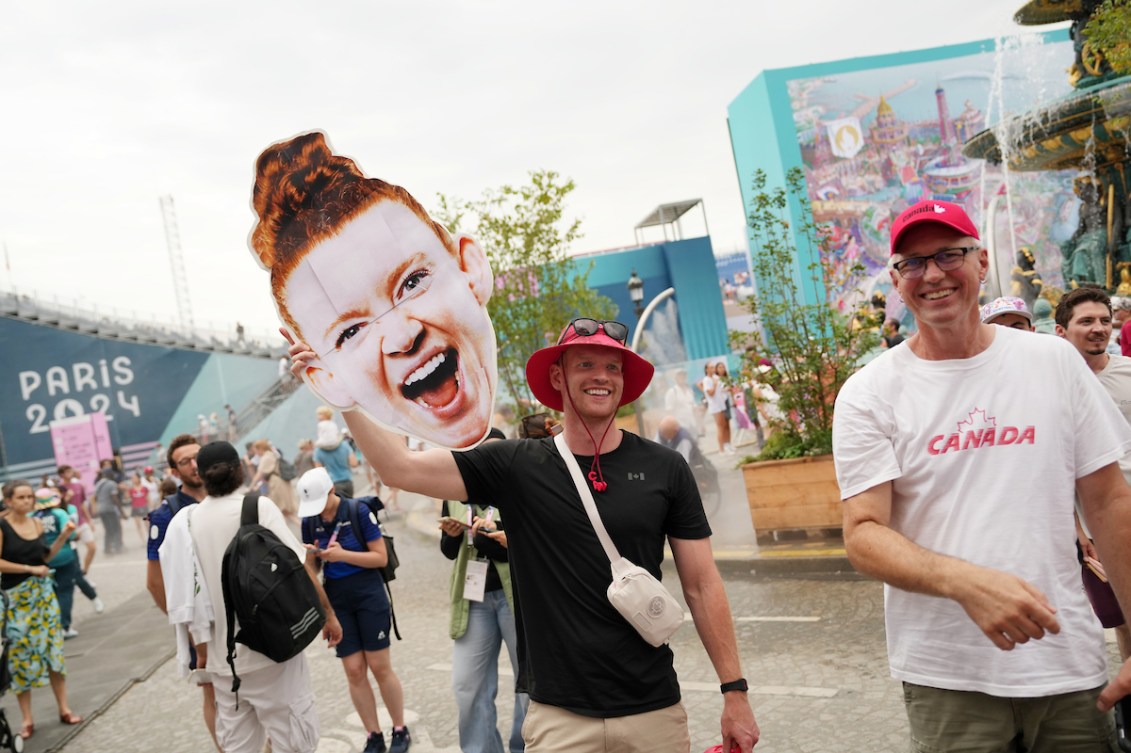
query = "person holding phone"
xmin=297 ymin=468 xmax=411 ymax=753
xmin=1 ymin=480 xmax=82 ymax=740
xmin=439 ymin=427 xmax=528 ymax=753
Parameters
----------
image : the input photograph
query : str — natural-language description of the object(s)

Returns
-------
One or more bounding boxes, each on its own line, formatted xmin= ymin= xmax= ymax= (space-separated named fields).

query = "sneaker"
xmin=92 ymin=597 xmax=105 ymax=614
xmin=363 ymin=731 xmax=386 ymax=753
xmin=389 ymin=726 xmax=411 ymax=753
xmin=63 ymin=628 xmax=79 ymax=639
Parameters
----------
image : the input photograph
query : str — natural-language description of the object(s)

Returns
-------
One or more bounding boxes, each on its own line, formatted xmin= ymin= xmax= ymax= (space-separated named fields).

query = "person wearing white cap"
xmin=297 ymin=468 xmax=410 ymax=753
xmin=835 ymin=199 xmax=1131 ymax=750
xmin=979 ymin=296 xmax=1034 ymax=332
xmin=287 ymin=317 xmax=759 ymax=753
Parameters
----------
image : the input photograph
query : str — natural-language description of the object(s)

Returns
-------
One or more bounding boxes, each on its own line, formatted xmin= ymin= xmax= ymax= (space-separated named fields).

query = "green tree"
xmin=1084 ymin=0 xmax=1131 ymax=75
xmin=435 ymin=170 xmax=616 ymax=415
xmin=730 ymin=168 xmax=879 ymax=460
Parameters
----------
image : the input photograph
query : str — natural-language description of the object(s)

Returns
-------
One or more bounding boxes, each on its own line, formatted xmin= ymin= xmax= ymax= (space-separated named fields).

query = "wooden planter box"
xmin=741 ymin=454 xmax=842 ymax=535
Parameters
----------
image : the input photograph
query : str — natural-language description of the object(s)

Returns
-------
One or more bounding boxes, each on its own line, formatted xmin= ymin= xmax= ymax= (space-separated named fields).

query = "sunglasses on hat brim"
xmin=557 ymin=318 xmax=629 ymax=345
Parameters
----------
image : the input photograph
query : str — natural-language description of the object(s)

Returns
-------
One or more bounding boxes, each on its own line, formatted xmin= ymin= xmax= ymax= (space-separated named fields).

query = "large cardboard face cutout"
xmin=249 ymin=131 xmax=497 ymax=450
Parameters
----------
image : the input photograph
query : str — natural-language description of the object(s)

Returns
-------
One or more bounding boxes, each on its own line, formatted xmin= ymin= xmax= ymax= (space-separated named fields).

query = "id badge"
xmin=463 ymin=559 xmax=488 ymax=602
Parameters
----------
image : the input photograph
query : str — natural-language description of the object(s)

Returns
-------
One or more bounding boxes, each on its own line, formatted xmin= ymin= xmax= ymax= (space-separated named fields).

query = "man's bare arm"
xmin=1077 ymin=462 xmax=1131 ymax=710
xmin=671 ymin=536 xmax=759 ymax=752
xmin=844 ymin=482 xmax=1060 ymax=650
xmin=147 ymin=560 xmax=168 ymax=613
xmin=303 ymin=558 xmax=342 ymax=648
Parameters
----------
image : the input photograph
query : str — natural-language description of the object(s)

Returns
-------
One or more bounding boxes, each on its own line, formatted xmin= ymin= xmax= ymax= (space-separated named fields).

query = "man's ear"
xmin=548 ymin=361 xmax=564 ymax=392
xmin=456 ymin=235 xmax=493 ymax=307
xmin=1054 ymin=324 xmax=1066 ymax=338
xmin=304 ymin=359 xmax=356 ymax=410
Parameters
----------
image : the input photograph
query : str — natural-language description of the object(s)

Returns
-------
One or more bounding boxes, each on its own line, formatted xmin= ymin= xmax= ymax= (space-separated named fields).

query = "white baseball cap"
xmin=296 ymin=467 xmax=334 ymax=518
xmin=980 ymin=296 xmax=1033 ymax=325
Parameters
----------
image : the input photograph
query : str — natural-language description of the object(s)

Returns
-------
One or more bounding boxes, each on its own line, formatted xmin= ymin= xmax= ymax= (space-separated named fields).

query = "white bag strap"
xmin=554 ymin=433 xmax=621 ymax=564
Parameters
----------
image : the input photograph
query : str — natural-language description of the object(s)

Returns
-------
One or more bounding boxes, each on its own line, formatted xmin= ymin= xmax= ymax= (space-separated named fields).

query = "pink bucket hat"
xmin=525 ymin=319 xmax=655 ymax=411
xmin=890 ymin=200 xmax=980 ymax=255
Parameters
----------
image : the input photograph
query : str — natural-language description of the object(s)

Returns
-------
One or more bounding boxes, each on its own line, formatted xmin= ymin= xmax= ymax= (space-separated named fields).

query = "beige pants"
xmin=523 ymin=700 xmax=690 ymax=753
xmin=212 ymin=655 xmax=318 ymax=753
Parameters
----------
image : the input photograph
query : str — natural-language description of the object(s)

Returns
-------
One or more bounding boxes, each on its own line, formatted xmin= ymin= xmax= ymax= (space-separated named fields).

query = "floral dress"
xmin=0 ymin=519 xmax=65 ymax=692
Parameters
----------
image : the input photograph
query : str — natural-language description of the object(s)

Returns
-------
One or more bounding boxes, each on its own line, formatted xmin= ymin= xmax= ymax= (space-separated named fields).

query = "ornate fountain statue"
xmin=963 ymin=0 xmax=1131 ymax=290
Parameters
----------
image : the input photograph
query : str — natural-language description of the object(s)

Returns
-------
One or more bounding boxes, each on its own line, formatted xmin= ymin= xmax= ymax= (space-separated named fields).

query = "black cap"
xmin=196 ymin=441 xmax=241 ymax=475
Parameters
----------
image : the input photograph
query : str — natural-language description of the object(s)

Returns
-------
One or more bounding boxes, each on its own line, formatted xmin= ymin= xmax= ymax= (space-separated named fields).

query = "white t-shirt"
xmin=315 ymin=419 xmax=342 ymax=450
xmin=833 ymin=326 xmax=1131 ymax=696
xmin=664 ymin=384 xmax=699 ymax=429
xmin=704 ymin=375 xmax=729 ymax=414
xmin=1095 ymin=353 xmax=1131 ymax=483
xmin=189 ymin=492 xmax=308 ymax=678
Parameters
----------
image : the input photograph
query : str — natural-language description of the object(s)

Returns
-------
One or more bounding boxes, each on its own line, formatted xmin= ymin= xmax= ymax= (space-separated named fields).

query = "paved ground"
xmin=5 ymin=473 xmax=1120 ymax=753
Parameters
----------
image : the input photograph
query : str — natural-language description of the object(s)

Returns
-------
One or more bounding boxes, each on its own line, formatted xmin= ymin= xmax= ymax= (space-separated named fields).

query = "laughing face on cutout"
xmin=281 ymin=199 xmax=496 ymax=450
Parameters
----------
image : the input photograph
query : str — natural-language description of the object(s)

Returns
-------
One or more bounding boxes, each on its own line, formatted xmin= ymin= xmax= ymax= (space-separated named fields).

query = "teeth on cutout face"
xmin=405 ymin=352 xmax=446 ymax=386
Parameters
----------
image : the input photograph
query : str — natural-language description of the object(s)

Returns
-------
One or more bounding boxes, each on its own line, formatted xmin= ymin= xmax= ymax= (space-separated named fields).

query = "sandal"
xmin=19 ymin=722 xmax=33 ymax=740
xmin=59 ymin=711 xmax=83 ymax=725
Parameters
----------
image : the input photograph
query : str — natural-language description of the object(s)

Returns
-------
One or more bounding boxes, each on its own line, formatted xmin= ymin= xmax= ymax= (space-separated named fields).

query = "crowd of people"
xmin=8 ymin=186 xmax=1131 ymax=753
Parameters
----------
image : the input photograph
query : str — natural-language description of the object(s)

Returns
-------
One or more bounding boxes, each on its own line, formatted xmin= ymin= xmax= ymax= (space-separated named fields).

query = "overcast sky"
xmin=1 ymin=0 xmax=1049 ymax=338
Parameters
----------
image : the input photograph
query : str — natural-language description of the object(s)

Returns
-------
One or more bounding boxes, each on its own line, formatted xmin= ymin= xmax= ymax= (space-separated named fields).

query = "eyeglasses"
xmin=892 ymin=247 xmax=978 ymax=279
xmin=558 ymin=318 xmax=629 ymax=345
xmin=174 ymin=455 xmax=198 ymax=468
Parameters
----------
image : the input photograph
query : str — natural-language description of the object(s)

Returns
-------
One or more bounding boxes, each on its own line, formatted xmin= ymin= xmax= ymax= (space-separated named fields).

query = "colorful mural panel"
xmin=785 ymin=36 xmax=1079 ymax=328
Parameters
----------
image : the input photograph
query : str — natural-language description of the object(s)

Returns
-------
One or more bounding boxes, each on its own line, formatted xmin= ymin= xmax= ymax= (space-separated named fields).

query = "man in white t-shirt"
xmin=833 ymin=199 xmax=1131 ymax=752
xmin=1055 ymin=285 xmax=1131 ymax=661
xmin=168 ymin=441 xmax=342 ymax=753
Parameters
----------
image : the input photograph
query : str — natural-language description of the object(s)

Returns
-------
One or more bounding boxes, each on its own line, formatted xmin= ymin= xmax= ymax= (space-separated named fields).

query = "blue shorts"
xmin=324 ymin=569 xmax=391 ymax=658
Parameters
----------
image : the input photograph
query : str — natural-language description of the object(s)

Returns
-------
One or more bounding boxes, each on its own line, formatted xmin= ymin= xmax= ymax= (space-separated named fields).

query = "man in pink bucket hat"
xmin=289 ymin=317 xmax=758 ymax=752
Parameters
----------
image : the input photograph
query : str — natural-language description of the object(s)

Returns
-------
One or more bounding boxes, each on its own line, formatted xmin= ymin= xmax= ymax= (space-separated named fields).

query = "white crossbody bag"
xmin=554 ymin=433 xmax=684 ymax=647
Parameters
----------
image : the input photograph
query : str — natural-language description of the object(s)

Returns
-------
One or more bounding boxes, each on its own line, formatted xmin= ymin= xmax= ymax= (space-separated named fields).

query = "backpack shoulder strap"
xmin=347 ymin=498 xmax=365 ymax=548
xmin=240 ymin=493 xmax=259 ymax=526
xmin=221 ymin=541 xmax=241 ymax=699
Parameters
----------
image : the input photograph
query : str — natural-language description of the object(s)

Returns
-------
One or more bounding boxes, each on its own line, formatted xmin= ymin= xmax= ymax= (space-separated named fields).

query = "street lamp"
xmin=626 ymin=269 xmax=645 ymax=318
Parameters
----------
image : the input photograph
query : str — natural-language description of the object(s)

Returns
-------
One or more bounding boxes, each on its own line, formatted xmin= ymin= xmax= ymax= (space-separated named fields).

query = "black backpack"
xmin=276 ymin=456 xmax=297 ymax=482
xmin=302 ymin=495 xmax=401 ymax=639
xmin=222 ymin=493 xmax=326 ymax=696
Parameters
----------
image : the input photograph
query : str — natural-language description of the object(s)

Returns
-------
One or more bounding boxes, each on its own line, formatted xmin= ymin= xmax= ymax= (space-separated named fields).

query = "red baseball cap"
xmin=890 ymin=200 xmax=979 ymax=255
xmin=525 ymin=320 xmax=654 ymax=412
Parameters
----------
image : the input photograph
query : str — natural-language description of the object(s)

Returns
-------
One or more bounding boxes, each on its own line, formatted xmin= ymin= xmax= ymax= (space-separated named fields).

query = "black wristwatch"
xmin=720 ymin=678 xmax=748 ymax=694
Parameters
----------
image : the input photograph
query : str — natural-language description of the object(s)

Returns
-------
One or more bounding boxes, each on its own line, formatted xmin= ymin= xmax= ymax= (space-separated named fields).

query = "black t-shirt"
xmin=453 ymin=431 xmax=711 ymax=717
xmin=0 ymin=518 xmax=48 ymax=589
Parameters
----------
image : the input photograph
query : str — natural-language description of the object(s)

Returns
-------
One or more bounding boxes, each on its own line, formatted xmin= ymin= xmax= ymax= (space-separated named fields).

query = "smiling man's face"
xmin=1058 ymin=300 xmax=1112 ymax=358
xmin=890 ymin=224 xmax=986 ymax=332
xmin=550 ymin=346 xmax=625 ymax=423
xmin=283 ymin=199 xmax=495 ymax=449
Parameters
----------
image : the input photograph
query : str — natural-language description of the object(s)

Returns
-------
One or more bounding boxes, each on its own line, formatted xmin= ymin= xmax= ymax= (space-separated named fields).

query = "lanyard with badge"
xmin=462 ymin=505 xmax=495 ymax=602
